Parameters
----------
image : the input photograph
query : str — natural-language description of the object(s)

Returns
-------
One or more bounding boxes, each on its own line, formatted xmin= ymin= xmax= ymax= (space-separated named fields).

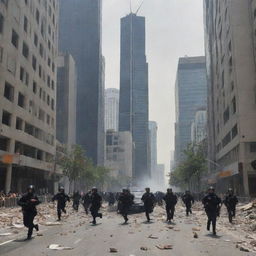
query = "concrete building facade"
xmin=204 ymin=0 xmax=256 ymax=196
xmin=0 ymin=0 xmax=59 ymax=193
xmin=119 ymin=13 xmax=149 ymax=181
xmin=148 ymin=121 xmax=158 ymax=179
xmin=59 ymin=0 xmax=105 ymax=165
xmin=174 ymin=56 xmax=207 ymax=166
xmin=56 ymin=53 xmax=76 ymax=148
xmin=105 ymin=88 xmax=119 ymax=132
xmin=105 ymin=130 xmax=133 ymax=179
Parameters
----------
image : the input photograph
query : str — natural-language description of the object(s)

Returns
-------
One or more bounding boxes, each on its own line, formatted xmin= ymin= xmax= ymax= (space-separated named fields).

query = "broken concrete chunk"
xmin=48 ymin=244 xmax=73 ymax=250
xmin=109 ymin=248 xmax=118 ymax=253
xmin=156 ymin=245 xmax=173 ymax=250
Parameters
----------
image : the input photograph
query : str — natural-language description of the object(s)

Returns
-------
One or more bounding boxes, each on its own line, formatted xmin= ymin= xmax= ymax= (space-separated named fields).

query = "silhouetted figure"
xmin=118 ymin=189 xmax=133 ymax=223
xmin=163 ymin=188 xmax=178 ymax=222
xmin=72 ymin=191 xmax=81 ymax=211
xmin=182 ymin=190 xmax=194 ymax=216
xmin=223 ymin=188 xmax=238 ymax=223
xmin=90 ymin=187 xmax=102 ymax=225
xmin=141 ymin=188 xmax=156 ymax=222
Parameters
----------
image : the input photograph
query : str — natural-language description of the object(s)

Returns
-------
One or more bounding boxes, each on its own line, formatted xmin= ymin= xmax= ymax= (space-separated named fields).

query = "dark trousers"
xmin=90 ymin=206 xmax=101 ymax=223
xmin=166 ymin=205 xmax=175 ymax=220
xmin=120 ymin=207 xmax=129 ymax=222
xmin=227 ymin=207 xmax=236 ymax=223
xmin=73 ymin=201 xmax=79 ymax=211
xmin=206 ymin=211 xmax=217 ymax=232
xmin=83 ymin=203 xmax=90 ymax=214
xmin=145 ymin=206 xmax=153 ymax=221
xmin=23 ymin=212 xmax=36 ymax=238
xmin=185 ymin=203 xmax=192 ymax=216
xmin=57 ymin=206 xmax=66 ymax=220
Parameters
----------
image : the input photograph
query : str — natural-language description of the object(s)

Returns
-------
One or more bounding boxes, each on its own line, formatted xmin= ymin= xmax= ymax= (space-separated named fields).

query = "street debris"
xmin=193 ymin=232 xmax=198 ymax=238
xmin=48 ymin=244 xmax=73 ymax=250
xmin=155 ymin=244 xmax=173 ymax=250
xmin=0 ymin=232 xmax=13 ymax=236
xmin=140 ymin=246 xmax=148 ymax=251
xmin=109 ymin=248 xmax=118 ymax=253
xmin=148 ymin=234 xmax=158 ymax=239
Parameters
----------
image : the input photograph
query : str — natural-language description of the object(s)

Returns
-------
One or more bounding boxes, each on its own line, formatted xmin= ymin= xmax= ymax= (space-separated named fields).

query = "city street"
xmin=0 ymin=203 xmax=255 ymax=256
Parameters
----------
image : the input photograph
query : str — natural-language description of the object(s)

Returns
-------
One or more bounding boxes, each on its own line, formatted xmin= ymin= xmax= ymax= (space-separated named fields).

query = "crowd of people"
xmin=16 ymin=185 xmax=239 ymax=240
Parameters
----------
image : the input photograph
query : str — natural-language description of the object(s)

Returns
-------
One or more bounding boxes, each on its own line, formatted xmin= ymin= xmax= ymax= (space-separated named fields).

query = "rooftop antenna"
xmin=135 ymin=0 xmax=144 ymax=15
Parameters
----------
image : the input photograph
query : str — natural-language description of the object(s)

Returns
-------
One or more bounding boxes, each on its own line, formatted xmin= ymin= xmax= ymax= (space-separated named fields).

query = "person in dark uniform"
xmin=163 ymin=188 xmax=178 ymax=222
xmin=90 ymin=187 xmax=102 ymax=225
xmin=182 ymin=190 xmax=195 ymax=216
xmin=52 ymin=186 xmax=70 ymax=221
xmin=223 ymin=188 xmax=238 ymax=223
xmin=18 ymin=185 xmax=40 ymax=240
xmin=118 ymin=188 xmax=133 ymax=223
xmin=108 ymin=192 xmax=115 ymax=206
xmin=141 ymin=187 xmax=156 ymax=222
xmin=202 ymin=187 xmax=222 ymax=235
xmin=72 ymin=191 xmax=81 ymax=211
xmin=82 ymin=190 xmax=91 ymax=214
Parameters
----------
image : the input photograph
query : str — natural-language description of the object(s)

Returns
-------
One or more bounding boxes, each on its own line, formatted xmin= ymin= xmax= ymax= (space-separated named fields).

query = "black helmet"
xmin=122 ymin=188 xmax=127 ymax=193
xmin=92 ymin=187 xmax=97 ymax=192
xmin=145 ymin=187 xmax=150 ymax=191
xmin=27 ymin=185 xmax=35 ymax=193
xmin=208 ymin=186 xmax=215 ymax=192
xmin=167 ymin=188 xmax=172 ymax=192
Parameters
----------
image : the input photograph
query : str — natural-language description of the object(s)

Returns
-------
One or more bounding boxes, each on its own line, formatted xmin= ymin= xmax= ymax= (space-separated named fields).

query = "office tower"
xmin=56 ymin=53 xmax=77 ymax=148
xmin=174 ymin=56 xmax=207 ymax=166
xmin=0 ymin=0 xmax=59 ymax=193
xmin=149 ymin=121 xmax=158 ymax=179
xmin=119 ymin=13 xmax=149 ymax=181
xmin=204 ymin=0 xmax=256 ymax=195
xmin=59 ymin=0 xmax=104 ymax=165
xmin=105 ymin=88 xmax=119 ymax=131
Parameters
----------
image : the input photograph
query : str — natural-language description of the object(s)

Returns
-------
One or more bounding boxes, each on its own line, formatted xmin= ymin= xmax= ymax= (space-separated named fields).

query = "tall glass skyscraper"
xmin=174 ymin=56 xmax=207 ymax=166
xmin=59 ymin=0 xmax=105 ymax=165
xmin=119 ymin=13 xmax=149 ymax=180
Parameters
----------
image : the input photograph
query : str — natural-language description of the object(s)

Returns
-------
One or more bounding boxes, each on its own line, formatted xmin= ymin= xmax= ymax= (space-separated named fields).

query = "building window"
xmin=34 ymin=33 xmax=38 ymax=47
xmin=47 ymin=75 xmax=50 ymax=87
xmin=231 ymin=124 xmax=238 ymax=139
xmin=2 ymin=110 xmax=11 ymax=126
xmin=51 ymin=99 xmax=54 ymax=110
xmin=250 ymin=142 xmax=256 ymax=152
xmin=223 ymin=107 xmax=230 ymax=124
xmin=33 ymin=81 xmax=37 ymax=94
xmin=18 ymin=93 xmax=25 ymax=108
xmin=0 ymin=12 xmax=4 ymax=34
xmin=39 ymin=43 xmax=43 ymax=57
xmin=24 ymin=16 xmax=28 ymax=32
xmin=52 ymin=62 xmax=55 ymax=73
xmin=4 ymin=82 xmax=14 ymax=102
xmin=39 ymin=65 xmax=42 ymax=78
xmin=0 ymin=46 xmax=3 ymax=63
xmin=16 ymin=117 xmax=23 ymax=130
xmin=47 ymin=95 xmax=50 ymax=105
xmin=22 ymin=42 xmax=29 ymax=58
xmin=222 ymin=132 xmax=231 ymax=147
xmin=36 ymin=9 xmax=40 ymax=24
xmin=11 ymin=29 xmax=19 ymax=48
xmin=32 ymin=55 xmax=37 ymax=70
xmin=51 ymin=80 xmax=54 ymax=90
xmin=0 ymin=136 xmax=10 ymax=151
xmin=20 ymin=66 xmax=24 ymax=82
xmin=232 ymin=97 xmax=236 ymax=114
xmin=48 ymin=57 xmax=51 ymax=67
xmin=39 ymin=108 xmax=45 ymax=122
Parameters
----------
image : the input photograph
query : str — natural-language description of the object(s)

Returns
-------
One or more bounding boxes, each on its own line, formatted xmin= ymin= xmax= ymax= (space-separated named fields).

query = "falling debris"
xmin=109 ymin=248 xmax=118 ymax=253
xmin=156 ymin=245 xmax=173 ymax=250
xmin=48 ymin=244 xmax=73 ymax=250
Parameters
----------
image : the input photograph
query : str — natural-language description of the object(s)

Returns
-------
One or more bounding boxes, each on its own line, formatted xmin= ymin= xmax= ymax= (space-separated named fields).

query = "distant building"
xmin=105 ymin=130 xmax=133 ymax=179
xmin=0 ymin=0 xmax=59 ymax=193
xmin=191 ymin=110 xmax=207 ymax=145
xmin=174 ymin=56 xmax=207 ymax=166
xmin=148 ymin=121 xmax=158 ymax=179
xmin=56 ymin=53 xmax=77 ymax=148
xmin=59 ymin=0 xmax=105 ymax=165
xmin=119 ymin=13 xmax=149 ymax=181
xmin=156 ymin=164 xmax=165 ymax=188
xmin=105 ymin=88 xmax=119 ymax=131
xmin=204 ymin=0 xmax=256 ymax=196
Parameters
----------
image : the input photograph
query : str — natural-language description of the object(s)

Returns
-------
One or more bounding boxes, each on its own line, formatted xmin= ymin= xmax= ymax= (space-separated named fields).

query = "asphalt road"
xmin=0 ymin=204 xmax=255 ymax=256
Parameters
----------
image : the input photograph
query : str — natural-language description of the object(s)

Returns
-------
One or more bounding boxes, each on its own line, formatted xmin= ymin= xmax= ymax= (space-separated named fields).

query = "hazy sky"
xmin=102 ymin=0 xmax=205 ymax=173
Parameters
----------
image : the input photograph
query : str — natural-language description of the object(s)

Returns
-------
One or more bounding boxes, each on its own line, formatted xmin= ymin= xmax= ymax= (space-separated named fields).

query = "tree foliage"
xmin=170 ymin=144 xmax=206 ymax=191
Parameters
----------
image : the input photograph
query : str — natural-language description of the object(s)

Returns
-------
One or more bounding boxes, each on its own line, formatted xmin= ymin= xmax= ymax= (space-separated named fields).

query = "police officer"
xmin=141 ymin=187 xmax=156 ymax=222
xmin=90 ymin=187 xmax=102 ymax=225
xmin=82 ymin=190 xmax=91 ymax=214
xmin=118 ymin=188 xmax=133 ymax=224
xmin=223 ymin=188 xmax=238 ymax=223
xmin=182 ymin=190 xmax=195 ymax=216
xmin=52 ymin=186 xmax=70 ymax=221
xmin=72 ymin=191 xmax=81 ymax=211
xmin=202 ymin=187 xmax=221 ymax=235
xmin=163 ymin=188 xmax=178 ymax=222
xmin=18 ymin=185 xmax=40 ymax=240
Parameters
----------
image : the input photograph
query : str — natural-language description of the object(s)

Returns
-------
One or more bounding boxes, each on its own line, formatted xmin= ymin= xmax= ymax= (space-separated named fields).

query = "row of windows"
xmin=1 ymin=109 xmax=54 ymax=146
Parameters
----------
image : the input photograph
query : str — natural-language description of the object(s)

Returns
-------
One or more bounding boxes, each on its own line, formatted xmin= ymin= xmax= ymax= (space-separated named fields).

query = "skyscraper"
xmin=204 ymin=0 xmax=256 ymax=196
xmin=149 ymin=121 xmax=158 ymax=179
xmin=105 ymin=88 xmax=119 ymax=131
xmin=119 ymin=13 xmax=149 ymax=180
xmin=56 ymin=53 xmax=77 ymax=148
xmin=59 ymin=0 xmax=104 ymax=165
xmin=174 ymin=56 xmax=207 ymax=166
